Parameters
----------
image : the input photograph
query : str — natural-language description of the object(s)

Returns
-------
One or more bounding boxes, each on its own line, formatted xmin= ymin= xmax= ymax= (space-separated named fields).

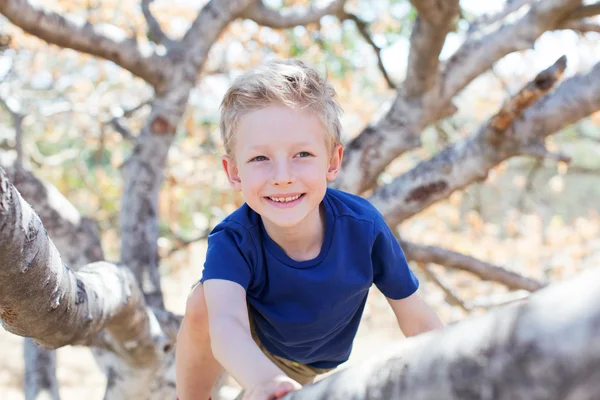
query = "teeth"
xmin=269 ymin=194 xmax=301 ymax=203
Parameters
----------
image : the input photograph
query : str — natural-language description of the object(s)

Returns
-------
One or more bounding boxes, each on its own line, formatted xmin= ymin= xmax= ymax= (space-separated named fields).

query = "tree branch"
xmin=0 ymin=94 xmax=24 ymax=168
xmin=180 ymin=0 xmax=254 ymax=73
xmin=563 ymin=1 xmax=600 ymax=20
xmin=416 ymin=262 xmax=471 ymax=312
xmin=340 ymin=12 xmax=395 ymax=89
xmin=0 ymin=0 xmax=171 ymax=88
xmin=404 ymin=0 xmax=460 ymax=97
xmin=4 ymin=167 xmax=104 ymax=268
xmin=402 ymin=241 xmax=545 ymax=292
xmin=284 ymin=267 xmax=600 ymax=399
xmin=368 ymin=57 xmax=600 ymax=226
xmin=441 ymin=0 xmax=581 ymax=101
xmin=0 ymin=167 xmax=162 ymax=366
xmin=468 ymin=0 xmax=535 ymax=34
xmin=240 ymin=0 xmax=347 ymax=29
xmin=141 ymin=0 xmax=171 ymax=45
xmin=334 ymin=1 xmax=582 ymax=196
xmin=560 ymin=20 xmax=600 ymax=33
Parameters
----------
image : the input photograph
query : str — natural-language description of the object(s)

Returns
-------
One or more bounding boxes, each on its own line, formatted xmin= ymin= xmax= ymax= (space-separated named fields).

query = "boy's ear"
xmin=326 ymin=143 xmax=344 ymax=182
xmin=222 ymin=156 xmax=242 ymax=191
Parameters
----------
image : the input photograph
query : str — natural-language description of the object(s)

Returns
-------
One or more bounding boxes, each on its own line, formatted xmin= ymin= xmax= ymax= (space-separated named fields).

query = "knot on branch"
xmin=406 ymin=180 xmax=448 ymax=203
xmin=150 ymin=116 xmax=175 ymax=135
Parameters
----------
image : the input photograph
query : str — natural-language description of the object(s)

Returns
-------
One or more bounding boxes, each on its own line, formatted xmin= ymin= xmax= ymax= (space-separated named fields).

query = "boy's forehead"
xmin=235 ymin=106 xmax=328 ymax=148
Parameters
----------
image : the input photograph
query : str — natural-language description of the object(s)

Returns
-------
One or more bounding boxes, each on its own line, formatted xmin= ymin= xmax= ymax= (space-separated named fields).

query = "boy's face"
xmin=222 ymin=104 xmax=343 ymax=229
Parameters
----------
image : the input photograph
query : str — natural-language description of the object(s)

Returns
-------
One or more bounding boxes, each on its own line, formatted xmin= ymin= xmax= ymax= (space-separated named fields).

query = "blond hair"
xmin=219 ymin=59 xmax=342 ymax=157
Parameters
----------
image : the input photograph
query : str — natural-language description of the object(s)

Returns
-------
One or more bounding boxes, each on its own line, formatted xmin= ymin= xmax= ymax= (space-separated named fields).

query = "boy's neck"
xmin=262 ymin=203 xmax=326 ymax=262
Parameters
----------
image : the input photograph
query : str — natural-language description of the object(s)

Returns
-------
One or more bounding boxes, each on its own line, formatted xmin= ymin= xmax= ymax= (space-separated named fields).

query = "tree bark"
xmin=24 ymin=338 xmax=60 ymax=400
xmin=284 ymin=267 xmax=600 ymax=399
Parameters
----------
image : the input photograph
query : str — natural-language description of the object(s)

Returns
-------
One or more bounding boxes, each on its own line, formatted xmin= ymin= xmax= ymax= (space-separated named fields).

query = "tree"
xmin=1 ymin=0 xmax=599 ymax=398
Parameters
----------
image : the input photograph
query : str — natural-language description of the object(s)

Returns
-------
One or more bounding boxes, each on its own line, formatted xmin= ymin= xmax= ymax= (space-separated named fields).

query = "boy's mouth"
xmin=265 ymin=193 xmax=305 ymax=204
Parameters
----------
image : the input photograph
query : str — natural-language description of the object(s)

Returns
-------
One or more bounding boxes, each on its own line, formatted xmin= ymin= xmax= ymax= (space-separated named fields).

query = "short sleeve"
xmin=371 ymin=217 xmax=419 ymax=300
xmin=200 ymin=226 xmax=255 ymax=291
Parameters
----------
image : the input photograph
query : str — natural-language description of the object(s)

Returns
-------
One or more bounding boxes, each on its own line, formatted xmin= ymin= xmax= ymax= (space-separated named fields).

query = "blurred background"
xmin=0 ymin=0 xmax=599 ymax=398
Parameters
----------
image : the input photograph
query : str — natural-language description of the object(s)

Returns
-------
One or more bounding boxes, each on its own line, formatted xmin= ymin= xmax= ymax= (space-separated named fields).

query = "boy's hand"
xmin=243 ymin=376 xmax=302 ymax=400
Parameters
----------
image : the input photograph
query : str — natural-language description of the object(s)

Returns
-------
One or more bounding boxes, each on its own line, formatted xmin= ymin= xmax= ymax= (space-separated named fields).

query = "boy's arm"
xmin=387 ymin=292 xmax=444 ymax=337
xmin=203 ymin=279 xmax=300 ymax=393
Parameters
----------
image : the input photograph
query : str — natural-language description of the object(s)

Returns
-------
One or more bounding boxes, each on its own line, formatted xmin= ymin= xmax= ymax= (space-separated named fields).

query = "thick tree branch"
xmin=0 ymin=0 xmax=171 ymax=88
xmin=181 ymin=0 xmax=254 ymax=72
xmin=369 ymin=58 xmax=600 ymax=226
xmin=284 ymin=267 xmax=600 ymax=399
xmin=240 ymin=0 xmax=347 ymax=29
xmin=468 ymin=0 xmax=535 ymax=34
xmin=402 ymin=241 xmax=544 ymax=292
xmin=441 ymin=0 xmax=581 ymax=101
xmin=404 ymin=0 xmax=460 ymax=97
xmin=335 ymin=1 xmax=582 ymax=196
xmin=0 ymin=167 xmax=163 ymax=366
xmin=4 ymin=167 xmax=104 ymax=268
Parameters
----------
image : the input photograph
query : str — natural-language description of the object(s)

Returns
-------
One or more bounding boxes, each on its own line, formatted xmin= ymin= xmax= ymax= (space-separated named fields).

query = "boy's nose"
xmin=272 ymin=161 xmax=294 ymax=185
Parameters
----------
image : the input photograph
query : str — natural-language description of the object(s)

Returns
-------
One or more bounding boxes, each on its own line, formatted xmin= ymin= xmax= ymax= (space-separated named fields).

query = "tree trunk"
xmin=284 ymin=267 xmax=600 ymax=400
xmin=24 ymin=338 xmax=60 ymax=400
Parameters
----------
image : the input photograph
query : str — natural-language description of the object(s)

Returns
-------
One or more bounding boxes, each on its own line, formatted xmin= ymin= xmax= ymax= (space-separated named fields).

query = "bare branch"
xmin=488 ymin=56 xmax=567 ymax=133
xmin=0 ymin=167 xmax=167 ymax=366
xmin=102 ymin=99 xmax=151 ymax=141
xmin=404 ymin=0 xmax=460 ymax=97
xmin=416 ymin=262 xmax=471 ymax=312
xmin=563 ymin=1 xmax=600 ymax=20
xmin=560 ymin=20 xmax=600 ymax=33
xmin=141 ymin=0 xmax=171 ymax=45
xmin=521 ymin=141 xmax=571 ymax=163
xmin=442 ymin=0 xmax=581 ymax=102
xmin=240 ymin=0 xmax=347 ymax=29
xmin=3 ymin=167 xmax=104 ymax=268
xmin=468 ymin=0 xmax=535 ymax=34
xmin=340 ymin=12 xmax=395 ymax=89
xmin=0 ymin=94 xmax=24 ymax=168
xmin=367 ymin=57 xmax=590 ymax=225
xmin=401 ymin=241 xmax=544 ymax=292
xmin=0 ymin=0 xmax=171 ymax=87
xmin=181 ymin=0 xmax=254 ymax=72
xmin=285 ymin=267 xmax=600 ymax=399
xmin=334 ymin=0 xmax=583 ymax=196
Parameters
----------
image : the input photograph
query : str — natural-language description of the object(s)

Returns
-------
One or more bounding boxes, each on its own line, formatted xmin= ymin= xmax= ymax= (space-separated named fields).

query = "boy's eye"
xmin=296 ymin=151 xmax=312 ymax=158
xmin=249 ymin=155 xmax=268 ymax=162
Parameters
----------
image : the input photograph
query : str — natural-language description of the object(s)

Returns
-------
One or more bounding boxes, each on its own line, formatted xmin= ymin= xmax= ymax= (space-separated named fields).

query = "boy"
xmin=175 ymin=59 xmax=443 ymax=400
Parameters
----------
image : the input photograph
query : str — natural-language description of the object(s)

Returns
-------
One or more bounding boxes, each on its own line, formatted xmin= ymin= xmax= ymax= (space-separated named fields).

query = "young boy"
xmin=175 ymin=59 xmax=443 ymax=400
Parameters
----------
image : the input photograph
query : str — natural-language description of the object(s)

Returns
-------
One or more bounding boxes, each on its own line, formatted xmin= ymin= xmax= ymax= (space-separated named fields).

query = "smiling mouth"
xmin=266 ymin=193 xmax=305 ymax=203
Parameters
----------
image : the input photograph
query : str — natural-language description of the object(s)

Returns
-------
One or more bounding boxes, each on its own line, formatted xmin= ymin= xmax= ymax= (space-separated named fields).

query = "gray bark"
xmin=369 ymin=58 xmax=600 ymax=226
xmin=333 ymin=0 xmax=584 ymax=196
xmin=24 ymin=338 xmax=60 ymax=400
xmin=0 ymin=167 xmax=179 ymax=398
xmin=2 ymin=0 xmax=600 ymax=398
xmin=284 ymin=267 xmax=600 ymax=399
xmin=8 ymin=166 xmax=105 ymax=400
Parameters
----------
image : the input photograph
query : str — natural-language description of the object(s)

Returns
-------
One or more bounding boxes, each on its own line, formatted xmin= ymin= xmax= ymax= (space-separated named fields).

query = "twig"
xmin=340 ymin=12 xmax=396 ymax=89
xmin=0 ymin=94 xmax=25 ymax=168
xmin=401 ymin=240 xmax=546 ymax=292
xmin=416 ymin=262 xmax=471 ymax=312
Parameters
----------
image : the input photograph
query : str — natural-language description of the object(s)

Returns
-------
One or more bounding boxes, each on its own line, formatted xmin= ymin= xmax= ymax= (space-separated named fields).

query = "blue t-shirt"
xmin=200 ymin=188 xmax=419 ymax=368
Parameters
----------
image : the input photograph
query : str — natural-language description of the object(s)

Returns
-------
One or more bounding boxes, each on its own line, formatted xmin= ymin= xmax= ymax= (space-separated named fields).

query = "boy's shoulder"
xmin=325 ymin=188 xmax=384 ymax=226
xmin=212 ymin=202 xmax=260 ymax=235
